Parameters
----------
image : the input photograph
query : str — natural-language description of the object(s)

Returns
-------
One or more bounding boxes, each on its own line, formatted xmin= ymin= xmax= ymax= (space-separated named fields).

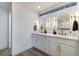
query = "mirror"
xmin=39 ymin=4 xmax=78 ymax=34
xmin=57 ymin=15 xmax=70 ymax=30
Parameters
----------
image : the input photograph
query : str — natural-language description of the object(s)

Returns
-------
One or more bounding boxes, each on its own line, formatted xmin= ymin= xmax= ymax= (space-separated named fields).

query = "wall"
xmin=12 ymin=3 xmax=39 ymax=55
xmin=77 ymin=3 xmax=79 ymax=30
xmin=0 ymin=8 xmax=9 ymax=50
xmin=77 ymin=2 xmax=79 ymax=55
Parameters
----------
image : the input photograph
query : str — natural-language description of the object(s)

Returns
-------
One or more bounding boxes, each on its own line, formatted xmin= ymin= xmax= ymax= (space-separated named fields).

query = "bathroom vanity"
xmin=32 ymin=3 xmax=79 ymax=56
xmin=32 ymin=32 xmax=79 ymax=56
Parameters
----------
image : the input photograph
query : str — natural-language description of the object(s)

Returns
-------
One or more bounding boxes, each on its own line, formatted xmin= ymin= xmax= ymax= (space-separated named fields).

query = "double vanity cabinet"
xmin=32 ymin=2 xmax=79 ymax=56
xmin=32 ymin=33 xmax=79 ymax=56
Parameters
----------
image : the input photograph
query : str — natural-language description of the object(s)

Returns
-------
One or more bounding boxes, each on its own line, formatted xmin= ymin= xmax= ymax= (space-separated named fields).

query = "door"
xmin=32 ymin=34 xmax=44 ymax=50
xmin=0 ymin=4 xmax=12 ymax=55
xmin=32 ymin=34 xmax=38 ymax=48
xmin=48 ymin=37 xmax=58 ymax=56
xmin=40 ymin=36 xmax=48 ymax=54
xmin=60 ymin=44 xmax=77 ymax=56
xmin=32 ymin=34 xmax=49 ymax=54
xmin=0 ymin=9 xmax=9 ymax=50
xmin=0 ymin=8 xmax=10 ymax=56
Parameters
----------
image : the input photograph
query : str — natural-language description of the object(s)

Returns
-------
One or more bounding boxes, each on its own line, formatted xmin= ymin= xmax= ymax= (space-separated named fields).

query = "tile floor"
xmin=17 ymin=47 xmax=48 ymax=56
xmin=0 ymin=48 xmax=10 ymax=56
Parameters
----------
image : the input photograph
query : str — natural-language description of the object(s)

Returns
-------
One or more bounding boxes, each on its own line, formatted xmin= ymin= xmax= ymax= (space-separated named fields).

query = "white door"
xmin=32 ymin=34 xmax=43 ymax=50
xmin=60 ymin=44 xmax=77 ymax=56
xmin=40 ymin=36 xmax=48 ymax=54
xmin=32 ymin=34 xmax=38 ymax=48
xmin=32 ymin=34 xmax=49 ymax=54
xmin=48 ymin=37 xmax=58 ymax=56
xmin=36 ymin=35 xmax=44 ymax=50
xmin=0 ymin=9 xmax=9 ymax=50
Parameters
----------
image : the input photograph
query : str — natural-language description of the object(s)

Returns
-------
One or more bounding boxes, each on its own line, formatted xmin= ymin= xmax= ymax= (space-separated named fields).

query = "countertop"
xmin=32 ymin=32 xmax=79 ymax=41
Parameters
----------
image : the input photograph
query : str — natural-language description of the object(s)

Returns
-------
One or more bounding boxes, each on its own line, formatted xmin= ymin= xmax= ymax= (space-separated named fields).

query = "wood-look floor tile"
xmin=17 ymin=48 xmax=48 ymax=56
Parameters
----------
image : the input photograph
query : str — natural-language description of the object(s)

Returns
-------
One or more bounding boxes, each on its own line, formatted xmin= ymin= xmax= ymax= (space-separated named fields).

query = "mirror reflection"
xmin=57 ymin=15 xmax=70 ymax=30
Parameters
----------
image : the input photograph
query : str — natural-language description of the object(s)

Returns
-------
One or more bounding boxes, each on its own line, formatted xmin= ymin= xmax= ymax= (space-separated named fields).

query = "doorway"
xmin=0 ymin=2 xmax=12 ymax=56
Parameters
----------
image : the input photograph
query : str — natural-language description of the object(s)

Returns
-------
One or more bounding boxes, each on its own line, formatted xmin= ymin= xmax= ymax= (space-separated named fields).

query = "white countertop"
xmin=32 ymin=32 xmax=79 ymax=41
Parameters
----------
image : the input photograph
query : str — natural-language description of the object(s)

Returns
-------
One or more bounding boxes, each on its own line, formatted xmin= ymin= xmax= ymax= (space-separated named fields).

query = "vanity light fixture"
xmin=75 ymin=12 xmax=79 ymax=21
xmin=70 ymin=13 xmax=79 ymax=21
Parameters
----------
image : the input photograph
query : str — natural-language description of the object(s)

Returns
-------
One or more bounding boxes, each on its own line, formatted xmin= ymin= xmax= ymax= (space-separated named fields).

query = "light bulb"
xmin=37 ymin=6 xmax=40 ymax=9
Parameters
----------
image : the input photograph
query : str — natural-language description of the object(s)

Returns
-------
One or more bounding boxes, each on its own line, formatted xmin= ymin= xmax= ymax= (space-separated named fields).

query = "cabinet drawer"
xmin=59 ymin=38 xmax=78 ymax=47
xmin=46 ymin=36 xmax=78 ymax=47
xmin=46 ymin=36 xmax=60 ymax=42
xmin=60 ymin=44 xmax=78 ymax=56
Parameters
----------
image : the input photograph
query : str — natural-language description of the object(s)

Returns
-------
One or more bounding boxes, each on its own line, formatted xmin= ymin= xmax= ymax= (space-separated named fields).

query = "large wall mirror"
xmin=38 ymin=3 xmax=78 ymax=34
xmin=57 ymin=15 xmax=70 ymax=30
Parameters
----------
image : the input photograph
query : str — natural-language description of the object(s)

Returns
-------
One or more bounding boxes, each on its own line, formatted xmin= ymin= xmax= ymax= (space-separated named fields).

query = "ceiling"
xmin=19 ymin=2 xmax=66 ymax=12
xmin=0 ymin=2 xmax=66 ymax=12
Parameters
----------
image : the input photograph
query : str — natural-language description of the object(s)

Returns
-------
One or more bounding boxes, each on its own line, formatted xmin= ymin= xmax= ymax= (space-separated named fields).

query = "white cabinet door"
xmin=32 ymin=34 xmax=38 ymax=48
xmin=32 ymin=34 xmax=49 ymax=54
xmin=48 ymin=37 xmax=58 ymax=56
xmin=37 ymin=35 xmax=44 ymax=51
xmin=32 ymin=34 xmax=43 ymax=49
xmin=40 ymin=36 xmax=49 ymax=54
xmin=60 ymin=44 xmax=78 ymax=56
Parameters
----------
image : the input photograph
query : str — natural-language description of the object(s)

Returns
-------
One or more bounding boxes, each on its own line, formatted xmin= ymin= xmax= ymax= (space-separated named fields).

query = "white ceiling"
xmin=19 ymin=2 xmax=66 ymax=12
xmin=0 ymin=2 xmax=66 ymax=12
